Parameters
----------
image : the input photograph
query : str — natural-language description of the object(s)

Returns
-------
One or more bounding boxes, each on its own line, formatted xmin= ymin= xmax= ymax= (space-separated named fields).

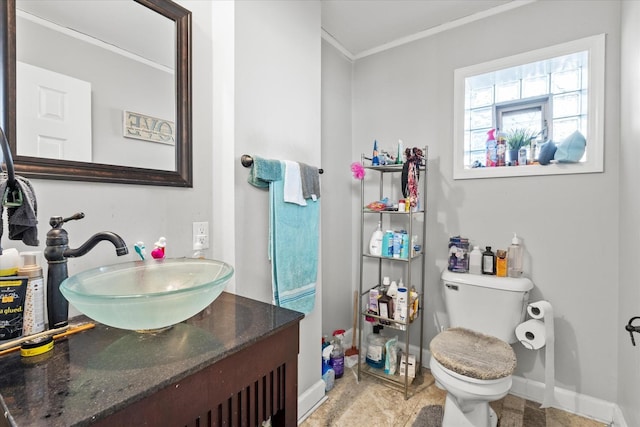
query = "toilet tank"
xmin=441 ymin=270 xmax=533 ymax=343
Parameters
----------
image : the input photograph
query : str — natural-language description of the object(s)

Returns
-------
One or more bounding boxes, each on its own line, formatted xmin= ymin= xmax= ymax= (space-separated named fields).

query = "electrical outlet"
xmin=192 ymin=222 xmax=209 ymax=250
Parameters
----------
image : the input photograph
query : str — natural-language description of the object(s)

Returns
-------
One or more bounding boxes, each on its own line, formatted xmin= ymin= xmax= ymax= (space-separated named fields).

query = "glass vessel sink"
xmin=60 ymin=258 xmax=234 ymax=331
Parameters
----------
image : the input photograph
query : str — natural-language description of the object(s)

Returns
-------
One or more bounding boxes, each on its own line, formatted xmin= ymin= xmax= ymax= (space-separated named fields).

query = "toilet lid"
xmin=430 ymin=327 xmax=516 ymax=380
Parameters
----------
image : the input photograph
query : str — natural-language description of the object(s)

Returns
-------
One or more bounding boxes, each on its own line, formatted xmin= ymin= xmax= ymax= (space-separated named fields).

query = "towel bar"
xmin=241 ymin=155 xmax=323 ymax=174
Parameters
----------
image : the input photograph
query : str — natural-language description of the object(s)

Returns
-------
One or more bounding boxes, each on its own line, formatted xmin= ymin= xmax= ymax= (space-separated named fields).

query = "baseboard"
xmin=410 ymin=338 xmax=626 ymax=426
xmin=612 ymin=404 xmax=629 ymax=427
xmin=297 ymin=379 xmax=326 ymax=424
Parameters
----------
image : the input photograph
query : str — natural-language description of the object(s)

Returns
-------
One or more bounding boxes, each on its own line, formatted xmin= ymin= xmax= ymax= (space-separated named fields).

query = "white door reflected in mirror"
xmin=17 ymin=61 xmax=92 ymax=162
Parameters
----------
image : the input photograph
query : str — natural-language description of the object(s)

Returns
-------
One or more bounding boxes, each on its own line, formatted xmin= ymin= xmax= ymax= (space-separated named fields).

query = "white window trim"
xmin=453 ymin=34 xmax=605 ymax=180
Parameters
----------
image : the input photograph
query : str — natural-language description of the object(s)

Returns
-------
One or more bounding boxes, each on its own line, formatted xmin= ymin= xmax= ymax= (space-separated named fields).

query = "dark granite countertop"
xmin=0 ymin=292 xmax=304 ymax=427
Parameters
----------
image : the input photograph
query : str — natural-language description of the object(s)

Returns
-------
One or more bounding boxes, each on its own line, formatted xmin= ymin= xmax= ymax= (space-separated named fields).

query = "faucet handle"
xmin=50 ymin=212 xmax=85 ymax=228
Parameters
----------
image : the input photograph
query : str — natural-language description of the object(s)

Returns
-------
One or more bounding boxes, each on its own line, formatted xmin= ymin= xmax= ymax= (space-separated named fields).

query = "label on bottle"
xmin=23 ymin=277 xmax=45 ymax=335
xmin=366 ymin=342 xmax=383 ymax=362
xmin=330 ymin=354 xmax=344 ymax=378
xmin=482 ymin=254 xmax=495 ymax=274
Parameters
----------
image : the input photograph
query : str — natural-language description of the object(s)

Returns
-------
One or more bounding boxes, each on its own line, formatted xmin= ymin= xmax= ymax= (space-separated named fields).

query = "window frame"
xmin=495 ymin=95 xmax=551 ymax=141
xmin=453 ymin=34 xmax=605 ymax=180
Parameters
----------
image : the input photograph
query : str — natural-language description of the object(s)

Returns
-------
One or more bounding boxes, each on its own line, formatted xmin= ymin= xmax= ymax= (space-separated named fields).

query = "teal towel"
xmin=270 ymin=179 xmax=319 ymax=314
xmin=248 ymin=156 xmax=283 ymax=188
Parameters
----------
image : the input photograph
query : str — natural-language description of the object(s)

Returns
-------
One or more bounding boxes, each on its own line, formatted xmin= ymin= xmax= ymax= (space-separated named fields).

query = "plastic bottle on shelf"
xmin=400 ymin=231 xmax=409 ymax=259
xmin=496 ymin=130 xmax=507 ymax=166
xmin=387 ymin=280 xmax=398 ymax=299
xmin=395 ymin=287 xmax=408 ymax=327
xmin=365 ymin=325 xmax=386 ymax=369
xmin=469 ymin=246 xmax=482 ymax=274
xmin=382 ymin=230 xmax=394 ymax=258
xmin=372 ymin=140 xmax=380 ymax=166
xmin=507 ymin=233 xmax=524 ymax=278
xmin=496 ymin=249 xmax=507 ymax=277
xmin=369 ymin=221 xmax=383 ymax=256
xmin=330 ymin=330 xmax=345 ymax=379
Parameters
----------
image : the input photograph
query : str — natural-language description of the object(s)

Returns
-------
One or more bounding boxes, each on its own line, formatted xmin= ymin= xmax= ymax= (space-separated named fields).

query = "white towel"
xmin=283 ymin=161 xmax=306 ymax=206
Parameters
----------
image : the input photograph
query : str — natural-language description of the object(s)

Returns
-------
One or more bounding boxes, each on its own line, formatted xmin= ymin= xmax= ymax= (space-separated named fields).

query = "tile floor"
xmin=300 ymin=366 xmax=610 ymax=427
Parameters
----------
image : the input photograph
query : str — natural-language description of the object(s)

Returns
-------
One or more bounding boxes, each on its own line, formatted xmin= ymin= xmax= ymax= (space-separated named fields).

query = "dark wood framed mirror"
xmin=0 ymin=0 xmax=192 ymax=187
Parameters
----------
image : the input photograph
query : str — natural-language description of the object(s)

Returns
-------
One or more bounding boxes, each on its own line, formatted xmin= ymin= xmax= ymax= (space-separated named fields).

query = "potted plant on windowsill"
xmin=506 ymin=128 xmax=537 ymax=165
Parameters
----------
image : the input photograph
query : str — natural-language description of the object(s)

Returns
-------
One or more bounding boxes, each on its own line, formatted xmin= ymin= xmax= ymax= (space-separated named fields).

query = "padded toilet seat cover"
xmin=430 ymin=327 xmax=516 ymax=380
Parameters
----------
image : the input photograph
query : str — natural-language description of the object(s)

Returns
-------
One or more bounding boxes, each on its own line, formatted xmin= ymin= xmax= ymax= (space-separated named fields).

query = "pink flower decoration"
xmin=351 ymin=162 xmax=365 ymax=180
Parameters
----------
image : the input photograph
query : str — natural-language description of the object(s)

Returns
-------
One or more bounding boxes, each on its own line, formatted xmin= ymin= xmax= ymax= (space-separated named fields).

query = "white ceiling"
xmin=321 ymin=0 xmax=532 ymax=59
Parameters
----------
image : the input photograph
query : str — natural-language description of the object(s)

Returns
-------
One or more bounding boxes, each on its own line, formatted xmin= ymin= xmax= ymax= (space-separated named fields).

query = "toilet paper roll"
xmin=515 ymin=319 xmax=546 ymax=350
xmin=521 ymin=300 xmax=556 ymax=409
xmin=527 ymin=300 xmax=553 ymax=320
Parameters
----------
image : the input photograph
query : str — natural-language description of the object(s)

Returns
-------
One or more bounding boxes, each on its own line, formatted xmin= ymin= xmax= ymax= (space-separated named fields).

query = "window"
xmin=453 ymin=34 xmax=605 ymax=179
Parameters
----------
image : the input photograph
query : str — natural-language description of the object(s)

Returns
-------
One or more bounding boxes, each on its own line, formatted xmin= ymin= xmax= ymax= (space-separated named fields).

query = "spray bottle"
xmin=322 ymin=345 xmax=335 ymax=391
xmin=330 ymin=329 xmax=345 ymax=379
xmin=486 ymin=129 xmax=497 ymax=167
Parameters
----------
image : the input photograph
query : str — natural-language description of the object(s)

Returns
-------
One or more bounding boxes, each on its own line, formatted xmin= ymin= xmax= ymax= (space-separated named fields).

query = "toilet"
xmin=429 ymin=270 xmax=533 ymax=427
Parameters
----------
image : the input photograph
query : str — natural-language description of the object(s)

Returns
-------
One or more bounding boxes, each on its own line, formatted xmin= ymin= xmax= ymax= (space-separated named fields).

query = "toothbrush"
xmin=134 ymin=242 xmax=146 ymax=260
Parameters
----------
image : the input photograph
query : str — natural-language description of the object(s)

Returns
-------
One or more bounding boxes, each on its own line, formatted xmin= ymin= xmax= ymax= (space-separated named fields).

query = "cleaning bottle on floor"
xmin=322 ymin=345 xmax=335 ymax=391
xmin=330 ymin=330 xmax=345 ymax=379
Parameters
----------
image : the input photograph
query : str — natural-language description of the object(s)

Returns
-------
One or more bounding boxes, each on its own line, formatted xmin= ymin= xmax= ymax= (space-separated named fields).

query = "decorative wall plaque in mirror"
xmin=453 ymin=34 xmax=605 ymax=180
xmin=0 ymin=0 xmax=192 ymax=187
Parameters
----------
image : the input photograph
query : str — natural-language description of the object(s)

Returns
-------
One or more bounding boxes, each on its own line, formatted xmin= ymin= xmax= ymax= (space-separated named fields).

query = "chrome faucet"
xmin=45 ymin=213 xmax=128 ymax=329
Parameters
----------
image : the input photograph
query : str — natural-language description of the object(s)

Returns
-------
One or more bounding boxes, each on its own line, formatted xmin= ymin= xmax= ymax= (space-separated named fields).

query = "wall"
xmin=618 ymin=1 xmax=640 ymax=424
xmin=350 ymin=0 xmax=620 ymax=406
xmin=320 ymin=39 xmax=354 ymax=337
xmin=232 ymin=0 xmax=324 ymax=417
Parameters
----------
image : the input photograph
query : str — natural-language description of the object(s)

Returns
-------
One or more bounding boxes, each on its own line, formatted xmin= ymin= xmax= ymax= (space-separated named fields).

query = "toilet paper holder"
xmin=625 ymin=316 xmax=640 ymax=346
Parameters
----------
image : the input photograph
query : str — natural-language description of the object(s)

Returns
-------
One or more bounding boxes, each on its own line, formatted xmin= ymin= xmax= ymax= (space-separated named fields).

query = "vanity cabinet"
xmin=357 ymin=149 xmax=427 ymax=399
xmin=0 ymin=292 xmax=304 ymax=426
xmin=92 ymin=320 xmax=299 ymax=427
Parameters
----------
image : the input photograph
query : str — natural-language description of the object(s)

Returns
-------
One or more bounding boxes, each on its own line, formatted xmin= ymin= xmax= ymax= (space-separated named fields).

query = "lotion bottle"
xmin=369 ymin=221 xmax=383 ymax=256
xmin=19 ymin=253 xmax=45 ymax=335
xmin=507 ymin=233 xmax=524 ymax=278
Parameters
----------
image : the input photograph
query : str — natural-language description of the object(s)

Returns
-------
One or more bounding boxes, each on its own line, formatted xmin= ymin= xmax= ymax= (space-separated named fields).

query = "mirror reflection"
xmin=16 ymin=0 xmax=176 ymax=170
